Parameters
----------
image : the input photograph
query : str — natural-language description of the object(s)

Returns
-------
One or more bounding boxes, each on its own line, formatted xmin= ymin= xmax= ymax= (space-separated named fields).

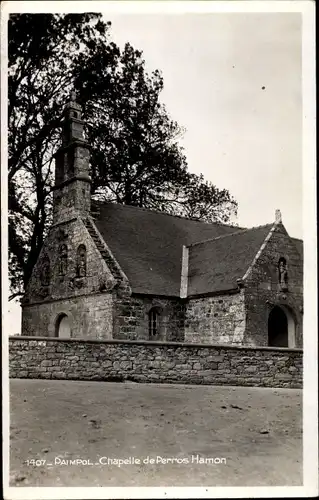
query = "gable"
xmin=243 ymin=223 xmax=303 ymax=293
xmin=24 ymin=217 xmax=115 ymax=304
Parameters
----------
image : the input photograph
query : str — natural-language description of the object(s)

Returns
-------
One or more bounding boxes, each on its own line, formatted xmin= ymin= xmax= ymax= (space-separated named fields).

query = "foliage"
xmin=8 ymin=13 xmax=237 ymax=298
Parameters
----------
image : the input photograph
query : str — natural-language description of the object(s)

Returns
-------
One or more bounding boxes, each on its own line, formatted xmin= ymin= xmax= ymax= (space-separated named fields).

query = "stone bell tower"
xmin=53 ymin=92 xmax=91 ymax=224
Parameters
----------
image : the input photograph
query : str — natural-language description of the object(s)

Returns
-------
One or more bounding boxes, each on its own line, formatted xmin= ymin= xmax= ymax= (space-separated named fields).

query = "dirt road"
xmin=9 ymin=379 xmax=302 ymax=487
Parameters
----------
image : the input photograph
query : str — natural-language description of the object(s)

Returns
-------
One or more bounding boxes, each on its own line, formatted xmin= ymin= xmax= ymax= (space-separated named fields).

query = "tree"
xmin=8 ymin=13 xmax=237 ymax=299
xmin=8 ymin=13 xmax=113 ymax=298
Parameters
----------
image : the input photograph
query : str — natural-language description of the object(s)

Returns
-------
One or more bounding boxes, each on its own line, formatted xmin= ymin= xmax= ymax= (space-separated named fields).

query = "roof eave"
xmin=187 ymin=287 xmax=240 ymax=300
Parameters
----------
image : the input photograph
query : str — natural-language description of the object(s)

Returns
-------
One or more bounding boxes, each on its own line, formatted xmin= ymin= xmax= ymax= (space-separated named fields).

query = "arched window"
xmin=55 ymin=313 xmax=71 ymax=338
xmin=278 ymin=257 xmax=288 ymax=291
xmin=76 ymin=244 xmax=87 ymax=277
xmin=149 ymin=308 xmax=160 ymax=338
xmin=40 ymin=254 xmax=50 ymax=286
xmin=58 ymin=244 xmax=68 ymax=276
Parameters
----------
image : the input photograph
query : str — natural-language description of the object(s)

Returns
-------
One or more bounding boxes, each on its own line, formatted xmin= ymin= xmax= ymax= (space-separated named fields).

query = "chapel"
xmin=21 ymin=95 xmax=303 ymax=348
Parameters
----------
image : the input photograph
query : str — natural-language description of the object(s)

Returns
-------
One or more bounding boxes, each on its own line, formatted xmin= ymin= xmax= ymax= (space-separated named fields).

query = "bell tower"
xmin=53 ymin=92 xmax=91 ymax=224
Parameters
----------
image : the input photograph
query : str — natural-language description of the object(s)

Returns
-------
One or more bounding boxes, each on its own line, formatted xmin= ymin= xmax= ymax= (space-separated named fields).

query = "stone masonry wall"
xmin=22 ymin=216 xmax=116 ymax=338
xmin=23 ymin=217 xmax=115 ymax=306
xmin=53 ymin=145 xmax=91 ymax=225
xmin=22 ymin=294 xmax=113 ymax=340
xmin=244 ymin=223 xmax=303 ymax=347
xmin=113 ymin=295 xmax=186 ymax=342
xmin=9 ymin=337 xmax=302 ymax=389
xmin=184 ymin=292 xmax=245 ymax=344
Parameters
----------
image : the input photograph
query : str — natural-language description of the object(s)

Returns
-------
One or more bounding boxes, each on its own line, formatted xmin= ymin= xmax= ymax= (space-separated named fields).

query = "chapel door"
xmin=57 ymin=315 xmax=71 ymax=338
xmin=268 ymin=306 xmax=288 ymax=347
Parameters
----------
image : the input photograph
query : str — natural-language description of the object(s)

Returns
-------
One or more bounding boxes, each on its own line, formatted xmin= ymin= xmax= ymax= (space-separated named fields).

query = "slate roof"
xmin=92 ymin=202 xmax=246 ymax=296
xmin=187 ymin=225 xmax=273 ymax=296
xmin=91 ymin=202 xmax=302 ymax=298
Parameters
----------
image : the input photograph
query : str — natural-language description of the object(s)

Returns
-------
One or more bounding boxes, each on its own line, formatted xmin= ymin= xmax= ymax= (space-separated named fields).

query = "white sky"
xmin=104 ymin=12 xmax=302 ymax=238
xmin=6 ymin=9 xmax=303 ymax=333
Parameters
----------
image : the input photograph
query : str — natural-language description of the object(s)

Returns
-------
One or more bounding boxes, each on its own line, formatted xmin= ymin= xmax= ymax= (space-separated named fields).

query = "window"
xmin=59 ymin=244 xmax=68 ymax=276
xmin=76 ymin=244 xmax=87 ymax=277
xmin=40 ymin=254 xmax=50 ymax=286
xmin=149 ymin=308 xmax=160 ymax=338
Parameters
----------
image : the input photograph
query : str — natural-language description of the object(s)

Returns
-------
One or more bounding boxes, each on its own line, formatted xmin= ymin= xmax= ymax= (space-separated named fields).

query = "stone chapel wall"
xmin=22 ymin=217 xmax=115 ymax=338
xmin=112 ymin=295 xmax=186 ymax=342
xmin=22 ymin=293 xmax=113 ymax=339
xmin=184 ymin=292 xmax=246 ymax=344
xmin=243 ymin=224 xmax=303 ymax=347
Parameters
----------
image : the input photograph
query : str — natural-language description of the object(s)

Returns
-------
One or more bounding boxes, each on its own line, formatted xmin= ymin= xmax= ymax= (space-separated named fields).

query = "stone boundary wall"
xmin=9 ymin=336 xmax=303 ymax=389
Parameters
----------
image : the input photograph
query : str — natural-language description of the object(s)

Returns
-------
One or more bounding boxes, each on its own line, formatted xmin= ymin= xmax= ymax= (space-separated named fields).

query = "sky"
xmin=104 ymin=12 xmax=302 ymax=237
xmin=6 ymin=9 xmax=304 ymax=333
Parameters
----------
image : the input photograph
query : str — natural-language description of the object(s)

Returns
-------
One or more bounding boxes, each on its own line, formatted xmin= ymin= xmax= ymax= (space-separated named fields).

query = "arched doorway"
xmin=268 ymin=306 xmax=295 ymax=347
xmin=55 ymin=314 xmax=71 ymax=338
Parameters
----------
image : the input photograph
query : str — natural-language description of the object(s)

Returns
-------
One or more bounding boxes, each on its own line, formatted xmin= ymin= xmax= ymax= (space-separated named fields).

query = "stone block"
xmin=120 ymin=361 xmax=133 ymax=369
xmin=41 ymin=360 xmax=52 ymax=367
xmin=175 ymin=363 xmax=192 ymax=370
xmin=217 ymin=362 xmax=230 ymax=369
xmin=90 ymin=362 xmax=100 ymax=368
xmin=101 ymin=360 xmax=112 ymax=368
xmin=245 ymin=366 xmax=258 ymax=373
xmin=208 ymin=355 xmax=225 ymax=362
xmin=274 ymin=373 xmax=293 ymax=380
xmin=160 ymin=361 xmax=176 ymax=369
xmin=193 ymin=362 xmax=202 ymax=370
xmin=202 ymin=362 xmax=218 ymax=370
xmin=51 ymin=372 xmax=67 ymax=379
xmin=59 ymin=359 xmax=71 ymax=366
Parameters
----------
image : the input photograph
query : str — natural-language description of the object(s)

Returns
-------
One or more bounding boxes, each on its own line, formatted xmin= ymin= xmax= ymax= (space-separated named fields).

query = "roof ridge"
xmin=188 ymin=223 xmax=274 ymax=248
xmin=92 ymin=199 xmax=244 ymax=230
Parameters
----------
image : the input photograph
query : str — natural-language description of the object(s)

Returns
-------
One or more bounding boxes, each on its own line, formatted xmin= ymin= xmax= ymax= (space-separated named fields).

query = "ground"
xmin=10 ymin=379 xmax=302 ymax=487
